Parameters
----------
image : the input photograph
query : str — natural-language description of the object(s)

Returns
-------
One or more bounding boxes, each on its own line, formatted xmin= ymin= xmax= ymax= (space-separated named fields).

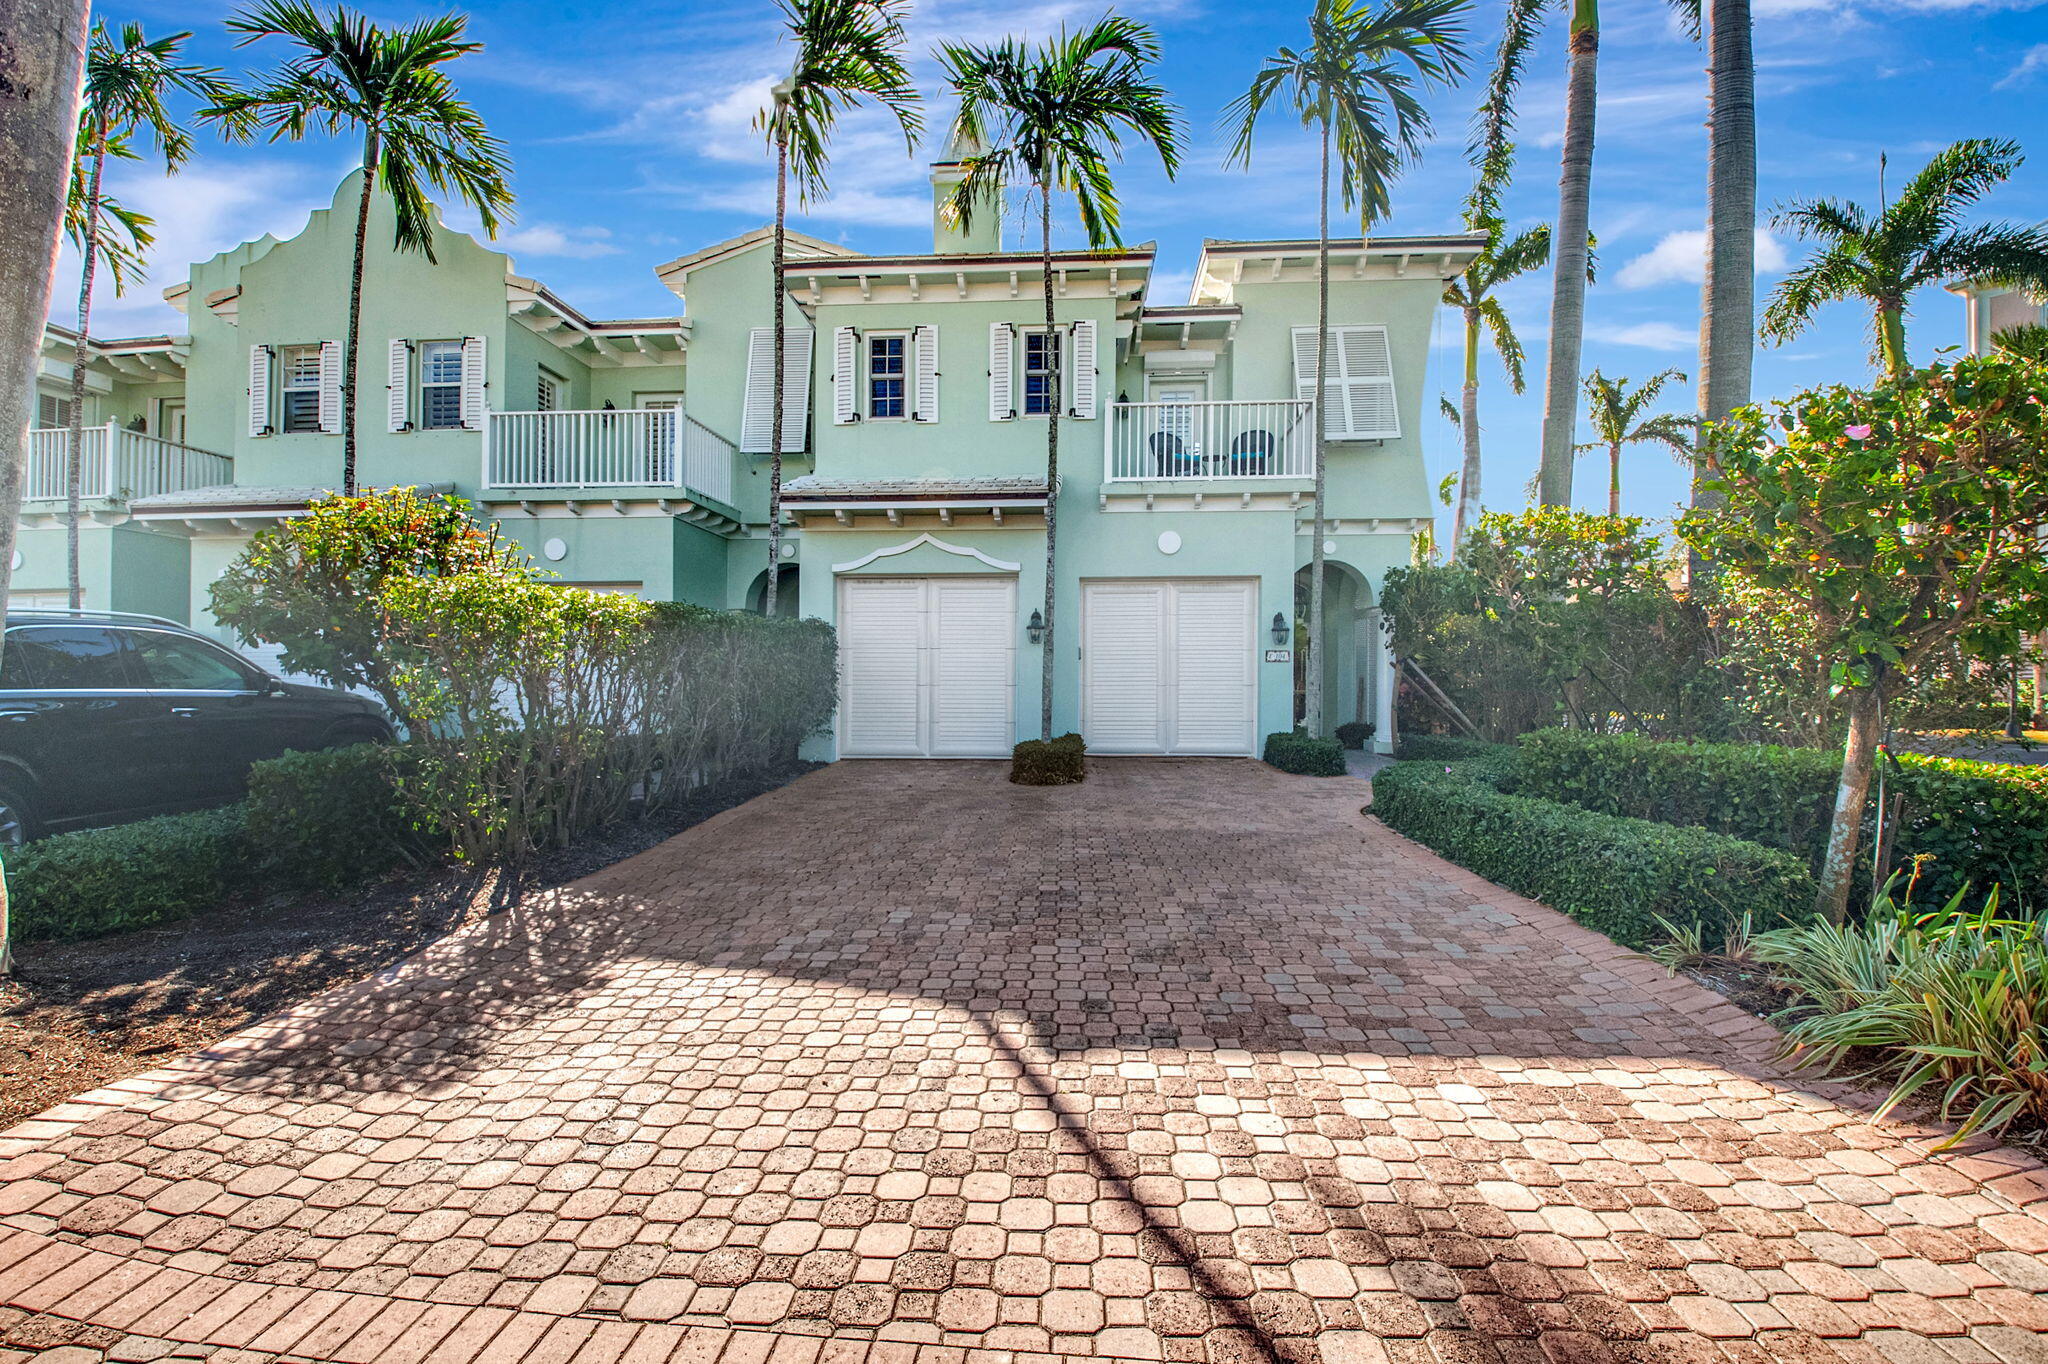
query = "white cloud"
xmin=494 ymin=223 xmax=622 ymax=259
xmin=1587 ymin=320 xmax=1697 ymax=351
xmin=1616 ymin=229 xmax=1789 ymax=289
xmin=1996 ymin=44 xmax=2048 ymax=88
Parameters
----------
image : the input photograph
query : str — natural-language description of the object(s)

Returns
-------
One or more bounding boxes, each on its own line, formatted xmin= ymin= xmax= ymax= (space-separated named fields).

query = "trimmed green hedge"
xmin=1264 ymin=730 xmax=1346 ymax=777
xmin=1012 ymin=733 xmax=1086 ymax=786
xmin=1512 ymin=730 xmax=2048 ymax=905
xmin=1395 ymin=735 xmax=1511 ymax=765
xmin=1372 ymin=759 xmax=1816 ymax=948
xmin=8 ymin=806 xmax=257 ymax=943
xmin=246 ymin=744 xmax=425 ymax=891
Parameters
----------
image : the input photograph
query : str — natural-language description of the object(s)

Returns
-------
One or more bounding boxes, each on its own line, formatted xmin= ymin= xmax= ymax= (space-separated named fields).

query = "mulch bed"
xmin=0 ymin=764 xmax=816 ymax=1132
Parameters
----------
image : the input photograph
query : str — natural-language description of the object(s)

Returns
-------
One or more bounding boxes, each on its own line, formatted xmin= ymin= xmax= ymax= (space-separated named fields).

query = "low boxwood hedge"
xmin=1394 ymin=734 xmax=1511 ymax=765
xmin=1372 ymin=758 xmax=1816 ymax=948
xmin=8 ymin=805 xmax=258 ymax=943
xmin=1012 ymin=733 xmax=1085 ymax=785
xmin=1512 ymin=729 xmax=2048 ymax=906
xmin=246 ymin=743 xmax=427 ymax=891
xmin=1264 ymin=729 xmax=1347 ymax=776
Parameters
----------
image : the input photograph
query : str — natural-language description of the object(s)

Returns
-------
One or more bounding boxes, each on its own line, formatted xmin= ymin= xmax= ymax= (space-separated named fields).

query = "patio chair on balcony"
xmin=1230 ymin=429 xmax=1276 ymax=476
xmin=1150 ymin=430 xmax=1197 ymax=477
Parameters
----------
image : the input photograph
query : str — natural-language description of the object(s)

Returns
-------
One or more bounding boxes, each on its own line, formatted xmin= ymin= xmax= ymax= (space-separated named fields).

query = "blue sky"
xmin=64 ymin=0 xmax=2048 ymax=528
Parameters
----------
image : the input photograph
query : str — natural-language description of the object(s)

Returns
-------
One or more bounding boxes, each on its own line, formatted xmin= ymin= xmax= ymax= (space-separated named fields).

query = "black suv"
xmin=0 ymin=610 xmax=395 ymax=844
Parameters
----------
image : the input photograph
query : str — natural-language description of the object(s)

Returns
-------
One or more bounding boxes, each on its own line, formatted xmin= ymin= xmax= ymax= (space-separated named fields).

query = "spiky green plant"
xmin=1992 ymin=320 xmax=2048 ymax=363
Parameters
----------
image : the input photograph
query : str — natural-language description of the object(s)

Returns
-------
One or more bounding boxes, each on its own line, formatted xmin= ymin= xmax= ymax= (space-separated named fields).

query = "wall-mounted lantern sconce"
xmin=1271 ymin=612 xmax=1290 ymax=647
xmin=1027 ymin=609 xmax=1045 ymax=645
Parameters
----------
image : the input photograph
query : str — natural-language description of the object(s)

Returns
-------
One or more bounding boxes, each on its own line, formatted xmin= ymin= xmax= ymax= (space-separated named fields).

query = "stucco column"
xmin=1366 ymin=606 xmax=1394 ymax=754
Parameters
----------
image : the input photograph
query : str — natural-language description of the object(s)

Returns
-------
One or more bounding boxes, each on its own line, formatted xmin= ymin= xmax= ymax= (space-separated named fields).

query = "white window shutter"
xmin=1290 ymin=325 xmax=1323 ymax=426
xmin=987 ymin=322 xmax=1015 ymax=421
xmin=1067 ymin=320 xmax=1097 ymax=420
xmin=741 ymin=326 xmax=812 ymax=453
xmin=317 ymin=340 xmax=344 ymax=433
xmin=1338 ymin=325 xmax=1399 ymax=439
xmin=247 ymin=344 xmax=272 ymax=437
xmin=832 ymin=326 xmax=860 ymax=425
xmin=459 ymin=336 xmax=487 ymax=430
xmin=386 ymin=339 xmax=411 ymax=433
xmin=912 ymin=324 xmax=940 ymax=422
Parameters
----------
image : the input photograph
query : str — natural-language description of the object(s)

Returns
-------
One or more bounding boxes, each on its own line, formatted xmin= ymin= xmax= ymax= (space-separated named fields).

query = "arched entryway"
xmin=747 ymin=565 xmax=800 ymax=618
xmin=1292 ymin=560 xmax=1385 ymax=743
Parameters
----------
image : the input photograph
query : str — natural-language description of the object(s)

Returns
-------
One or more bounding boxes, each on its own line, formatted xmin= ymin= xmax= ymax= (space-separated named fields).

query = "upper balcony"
xmin=1104 ymin=399 xmax=1315 ymax=483
xmin=26 ymin=424 xmax=234 ymax=505
xmin=482 ymin=407 xmax=736 ymax=510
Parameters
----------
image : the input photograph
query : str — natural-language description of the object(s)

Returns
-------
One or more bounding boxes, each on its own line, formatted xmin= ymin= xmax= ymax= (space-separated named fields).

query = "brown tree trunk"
xmin=766 ymin=118 xmax=788 ymax=619
xmin=1816 ymin=683 xmax=1884 ymax=924
xmin=343 ymin=129 xmax=379 ymax=496
xmin=1536 ymin=8 xmax=1600 ymax=506
xmin=66 ymin=125 xmax=105 ymax=610
xmin=1039 ymin=175 xmax=1058 ymax=742
xmin=0 ymin=0 xmax=93 ymax=974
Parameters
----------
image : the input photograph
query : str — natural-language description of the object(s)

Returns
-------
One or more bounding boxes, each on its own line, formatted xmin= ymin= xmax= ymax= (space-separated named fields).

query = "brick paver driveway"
xmin=3 ymin=760 xmax=2046 ymax=1364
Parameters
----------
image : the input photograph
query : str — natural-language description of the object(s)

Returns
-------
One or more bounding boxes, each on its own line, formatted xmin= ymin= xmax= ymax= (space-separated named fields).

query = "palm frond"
xmin=1477 ymin=295 xmax=1527 ymax=393
xmin=1759 ymin=243 xmax=1864 ymax=345
xmin=765 ymin=0 xmax=922 ymax=205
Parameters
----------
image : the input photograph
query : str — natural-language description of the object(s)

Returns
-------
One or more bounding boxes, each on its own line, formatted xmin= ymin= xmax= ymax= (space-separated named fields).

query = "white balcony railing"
xmin=483 ymin=408 xmax=735 ymax=507
xmin=1104 ymin=399 xmax=1316 ymax=482
xmin=26 ymin=424 xmax=234 ymax=503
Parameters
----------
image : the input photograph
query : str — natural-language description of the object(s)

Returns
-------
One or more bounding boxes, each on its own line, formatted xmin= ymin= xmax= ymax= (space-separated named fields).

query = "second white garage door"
xmin=838 ymin=576 xmax=1016 ymax=757
xmin=1082 ymin=579 xmax=1257 ymax=756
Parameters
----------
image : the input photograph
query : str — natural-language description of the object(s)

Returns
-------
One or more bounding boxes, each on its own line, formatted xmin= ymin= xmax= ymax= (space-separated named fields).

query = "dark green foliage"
xmin=1264 ymin=729 xmax=1347 ymax=777
xmin=1372 ymin=760 xmax=1816 ymax=949
xmin=1511 ymin=730 xmax=2048 ymax=908
xmin=1394 ymin=735 xmax=1511 ymax=765
xmin=1011 ymin=733 xmax=1085 ymax=785
xmin=1335 ymin=721 xmax=1375 ymax=750
xmin=8 ymin=807 xmax=256 ymax=943
xmin=245 ymin=744 xmax=426 ymax=891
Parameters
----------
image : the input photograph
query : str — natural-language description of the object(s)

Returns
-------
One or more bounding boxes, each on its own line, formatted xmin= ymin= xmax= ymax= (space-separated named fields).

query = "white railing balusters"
xmin=25 ymin=424 xmax=231 ymax=502
xmin=484 ymin=408 xmax=736 ymax=507
xmin=1104 ymin=399 xmax=1317 ymax=483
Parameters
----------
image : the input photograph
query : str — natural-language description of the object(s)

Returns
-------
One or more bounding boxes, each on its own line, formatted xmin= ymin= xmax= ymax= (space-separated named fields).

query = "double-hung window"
xmin=419 ymin=341 xmax=464 ymax=430
xmin=1022 ymin=329 xmax=1060 ymax=416
xmin=867 ymin=333 xmax=907 ymax=420
xmin=280 ymin=345 xmax=323 ymax=433
xmin=35 ymin=393 xmax=73 ymax=429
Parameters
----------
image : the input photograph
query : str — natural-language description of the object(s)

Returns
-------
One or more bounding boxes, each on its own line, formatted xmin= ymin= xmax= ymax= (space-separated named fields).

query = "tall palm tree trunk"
xmin=1607 ymin=441 xmax=1621 ymax=517
xmin=1817 ymin=681 xmax=1884 ymax=923
xmin=1696 ymin=0 xmax=1753 ymax=456
xmin=343 ymin=128 xmax=380 ymax=496
xmin=66 ymin=126 xmax=106 ymax=610
xmin=1536 ymin=0 xmax=1599 ymax=506
xmin=1 ymin=0 xmax=92 ymax=975
xmin=1451 ymin=305 xmax=1480 ymax=557
xmin=1039 ymin=175 xmax=1058 ymax=742
xmin=766 ymin=119 xmax=788 ymax=619
xmin=1306 ymin=122 xmax=1331 ymax=737
xmin=1877 ymin=301 xmax=1908 ymax=378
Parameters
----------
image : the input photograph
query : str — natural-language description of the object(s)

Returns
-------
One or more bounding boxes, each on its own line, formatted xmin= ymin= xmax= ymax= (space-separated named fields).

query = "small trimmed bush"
xmin=1372 ymin=759 xmax=1815 ymax=949
xmin=1335 ymin=721 xmax=1376 ymax=750
xmin=1264 ymin=729 xmax=1347 ymax=777
xmin=247 ymin=744 xmax=426 ymax=891
xmin=1012 ymin=733 xmax=1085 ymax=785
xmin=1395 ymin=734 xmax=1510 ymax=765
xmin=8 ymin=806 xmax=256 ymax=943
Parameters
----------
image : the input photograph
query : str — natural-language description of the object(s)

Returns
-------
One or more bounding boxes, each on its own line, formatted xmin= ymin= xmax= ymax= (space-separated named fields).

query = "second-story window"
xmin=419 ymin=341 xmax=464 ymax=429
xmin=280 ymin=345 xmax=323 ymax=433
xmin=1023 ymin=329 xmax=1060 ymax=416
xmin=868 ymin=333 xmax=906 ymax=419
xmin=35 ymin=393 xmax=74 ymax=429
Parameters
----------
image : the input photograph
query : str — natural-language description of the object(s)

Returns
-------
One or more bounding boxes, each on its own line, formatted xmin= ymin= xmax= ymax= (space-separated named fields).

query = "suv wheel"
xmin=0 ymin=779 xmax=39 ymax=848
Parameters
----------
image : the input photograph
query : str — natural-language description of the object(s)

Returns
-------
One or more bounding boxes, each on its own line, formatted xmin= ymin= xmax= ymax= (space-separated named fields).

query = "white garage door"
xmin=838 ymin=576 xmax=1016 ymax=757
xmin=1083 ymin=579 xmax=1257 ymax=756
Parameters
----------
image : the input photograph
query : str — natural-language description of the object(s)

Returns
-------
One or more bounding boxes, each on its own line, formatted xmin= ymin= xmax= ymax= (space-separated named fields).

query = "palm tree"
xmin=1763 ymin=139 xmax=2048 ymax=378
xmin=1575 ymin=368 xmax=1692 ymax=517
xmin=213 ymin=2 xmax=512 ymax=495
xmin=1532 ymin=0 xmax=1599 ymax=506
xmin=1689 ymin=0 xmax=1754 ymax=521
xmin=64 ymin=24 xmax=233 ymax=611
xmin=941 ymin=18 xmax=1184 ymax=742
xmin=1227 ymin=0 xmax=1467 ymax=737
xmin=757 ymin=0 xmax=920 ymax=619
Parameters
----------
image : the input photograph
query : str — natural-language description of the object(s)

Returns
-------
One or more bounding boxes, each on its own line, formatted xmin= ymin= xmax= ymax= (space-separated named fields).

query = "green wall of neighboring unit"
xmin=107 ymin=525 xmax=192 ymax=622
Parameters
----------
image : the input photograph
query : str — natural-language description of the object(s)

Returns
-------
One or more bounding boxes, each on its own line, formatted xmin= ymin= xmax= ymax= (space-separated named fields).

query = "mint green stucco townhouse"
xmin=18 ymin=146 xmax=1482 ymax=759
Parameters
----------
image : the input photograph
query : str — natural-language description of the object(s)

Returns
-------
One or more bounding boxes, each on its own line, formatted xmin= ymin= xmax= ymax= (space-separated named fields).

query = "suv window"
xmin=1 ymin=626 xmax=137 ymax=690
xmin=128 ymin=631 xmax=252 ymax=691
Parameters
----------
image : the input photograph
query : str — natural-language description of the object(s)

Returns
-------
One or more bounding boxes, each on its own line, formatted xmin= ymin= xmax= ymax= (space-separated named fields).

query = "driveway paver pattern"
xmin=1 ymin=759 xmax=2045 ymax=1364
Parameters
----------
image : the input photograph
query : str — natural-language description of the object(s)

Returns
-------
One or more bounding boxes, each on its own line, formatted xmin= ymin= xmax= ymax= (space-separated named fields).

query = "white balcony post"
xmin=480 ymin=407 xmax=492 ymax=491
xmin=1103 ymin=404 xmax=1116 ymax=484
xmin=674 ymin=410 xmax=685 ymax=489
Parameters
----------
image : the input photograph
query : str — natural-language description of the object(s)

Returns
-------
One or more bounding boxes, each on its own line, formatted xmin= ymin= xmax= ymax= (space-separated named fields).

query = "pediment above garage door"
xmin=832 ymin=533 xmax=1023 ymax=576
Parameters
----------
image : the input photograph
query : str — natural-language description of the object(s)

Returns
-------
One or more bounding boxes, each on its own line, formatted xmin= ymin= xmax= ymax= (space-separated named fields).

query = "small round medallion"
xmin=542 ymin=537 xmax=568 ymax=562
xmin=1157 ymin=531 xmax=1182 ymax=555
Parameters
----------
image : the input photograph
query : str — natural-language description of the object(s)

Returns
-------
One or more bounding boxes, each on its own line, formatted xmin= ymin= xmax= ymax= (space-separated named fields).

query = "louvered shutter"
xmin=247 ymin=344 xmax=272 ymax=437
xmin=987 ymin=322 xmax=1015 ymax=421
xmin=740 ymin=326 xmax=813 ymax=453
xmin=317 ymin=340 xmax=344 ymax=433
xmin=1291 ymin=325 xmax=1399 ymax=440
xmin=459 ymin=336 xmax=487 ymax=430
xmin=1067 ymin=320 xmax=1098 ymax=420
xmin=386 ymin=339 xmax=411 ymax=433
xmin=832 ymin=326 xmax=860 ymax=425
xmin=912 ymin=325 xmax=940 ymax=422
